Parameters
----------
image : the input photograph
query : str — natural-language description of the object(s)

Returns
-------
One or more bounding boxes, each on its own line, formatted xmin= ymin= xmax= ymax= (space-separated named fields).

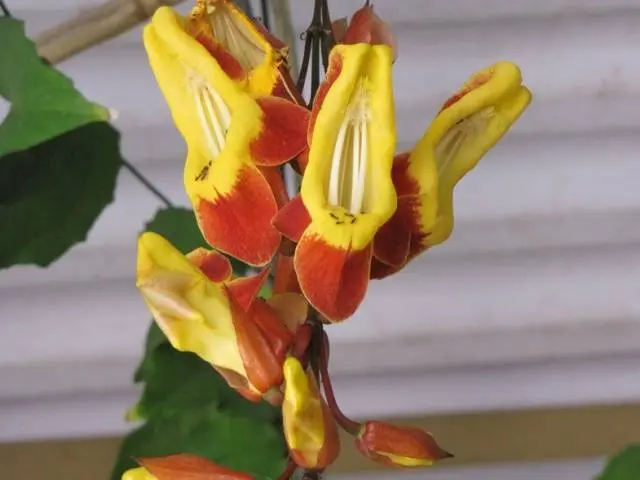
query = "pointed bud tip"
xmin=439 ymin=449 xmax=454 ymax=460
xmin=341 ymin=2 xmax=398 ymax=60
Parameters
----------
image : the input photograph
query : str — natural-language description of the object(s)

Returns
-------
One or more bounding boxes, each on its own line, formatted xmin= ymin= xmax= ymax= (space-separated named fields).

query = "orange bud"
xmin=356 ymin=421 xmax=452 ymax=468
xmin=128 ymin=454 xmax=253 ymax=479
xmin=342 ymin=2 xmax=398 ymax=60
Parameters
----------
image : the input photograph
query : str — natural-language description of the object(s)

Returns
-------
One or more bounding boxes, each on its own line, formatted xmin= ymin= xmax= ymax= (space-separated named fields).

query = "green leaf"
xmin=116 ymin=345 xmax=285 ymax=480
xmin=144 ymin=207 xmax=209 ymax=254
xmin=596 ymin=445 xmax=640 ymax=480
xmin=0 ymin=18 xmax=109 ymax=156
xmin=0 ymin=122 xmax=122 ymax=269
xmin=131 ymin=343 xmax=278 ymax=424
xmin=133 ymin=322 xmax=167 ymax=383
xmin=112 ymin=411 xmax=287 ymax=480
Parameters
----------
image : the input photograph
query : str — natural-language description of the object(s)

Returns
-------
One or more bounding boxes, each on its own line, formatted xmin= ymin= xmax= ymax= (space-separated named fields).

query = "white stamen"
xmin=329 ymin=119 xmax=349 ymax=206
xmin=327 ymin=82 xmax=371 ymax=215
xmin=201 ymin=86 xmax=226 ymax=151
xmin=194 ymin=87 xmax=221 ymax=157
xmin=350 ymin=120 xmax=368 ymax=214
xmin=210 ymin=87 xmax=232 ymax=130
xmin=349 ymin=122 xmax=362 ymax=213
xmin=436 ymin=107 xmax=495 ymax=174
xmin=189 ymin=71 xmax=232 ymax=160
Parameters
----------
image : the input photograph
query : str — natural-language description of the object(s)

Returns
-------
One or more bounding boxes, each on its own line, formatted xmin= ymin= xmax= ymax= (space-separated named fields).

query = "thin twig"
xmin=260 ymin=0 xmax=271 ymax=31
xmin=122 ymin=160 xmax=174 ymax=207
xmin=318 ymin=329 xmax=361 ymax=435
xmin=0 ymin=0 xmax=11 ymax=17
xmin=35 ymin=0 xmax=186 ymax=64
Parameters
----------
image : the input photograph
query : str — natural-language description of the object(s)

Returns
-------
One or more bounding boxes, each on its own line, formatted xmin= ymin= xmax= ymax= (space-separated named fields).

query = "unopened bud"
xmin=356 ymin=421 xmax=452 ymax=468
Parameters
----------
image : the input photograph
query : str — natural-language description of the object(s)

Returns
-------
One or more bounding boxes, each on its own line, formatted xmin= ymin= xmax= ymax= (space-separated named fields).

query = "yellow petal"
xmin=300 ymin=43 xmax=397 ymax=251
xmin=411 ymin=61 xmax=531 ymax=246
xmin=143 ymin=7 xmax=262 ymax=200
xmin=136 ymin=232 xmax=246 ymax=379
xmin=282 ymin=357 xmax=325 ymax=456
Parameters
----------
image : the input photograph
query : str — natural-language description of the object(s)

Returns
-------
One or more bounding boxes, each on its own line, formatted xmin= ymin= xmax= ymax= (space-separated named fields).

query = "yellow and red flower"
xmin=136 ymin=232 xmax=308 ymax=402
xmin=372 ymin=61 xmax=532 ymax=278
xmin=282 ymin=357 xmax=340 ymax=469
xmin=143 ymin=6 xmax=309 ymax=267
xmin=274 ymin=6 xmax=398 ymax=322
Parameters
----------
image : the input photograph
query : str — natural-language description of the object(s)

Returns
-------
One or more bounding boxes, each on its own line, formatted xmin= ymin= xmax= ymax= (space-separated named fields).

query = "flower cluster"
xmin=126 ymin=0 xmax=531 ymax=478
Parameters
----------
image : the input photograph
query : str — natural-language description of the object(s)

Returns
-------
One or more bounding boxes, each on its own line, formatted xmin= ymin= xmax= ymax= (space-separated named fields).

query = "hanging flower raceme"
xmin=372 ymin=61 xmax=532 ymax=278
xmin=274 ymin=5 xmax=398 ymax=322
xmin=136 ymin=232 xmax=308 ymax=402
xmin=122 ymin=454 xmax=254 ymax=480
xmin=132 ymin=1 xmax=533 ymax=477
xmin=143 ymin=6 xmax=309 ymax=267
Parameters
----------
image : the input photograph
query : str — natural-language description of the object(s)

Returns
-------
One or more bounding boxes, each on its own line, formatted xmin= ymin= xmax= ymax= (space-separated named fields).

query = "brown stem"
xmin=297 ymin=0 xmax=335 ymax=105
xmin=318 ymin=329 xmax=361 ymax=435
xmin=277 ymin=459 xmax=298 ymax=480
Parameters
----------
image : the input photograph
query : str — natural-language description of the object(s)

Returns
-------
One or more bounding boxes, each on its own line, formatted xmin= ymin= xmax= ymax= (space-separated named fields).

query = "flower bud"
xmin=282 ymin=357 xmax=340 ymax=469
xmin=122 ymin=454 xmax=253 ymax=479
xmin=356 ymin=421 xmax=452 ymax=468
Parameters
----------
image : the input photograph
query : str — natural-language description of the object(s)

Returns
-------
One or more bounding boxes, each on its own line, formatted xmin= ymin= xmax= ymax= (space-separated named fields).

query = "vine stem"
xmin=318 ymin=328 xmax=362 ymax=435
xmin=0 ymin=0 xmax=11 ymax=17
xmin=121 ymin=160 xmax=174 ymax=208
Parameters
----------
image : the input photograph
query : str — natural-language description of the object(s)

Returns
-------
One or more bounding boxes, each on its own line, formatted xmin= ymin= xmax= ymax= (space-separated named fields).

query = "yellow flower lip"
xmin=301 ymin=43 xmax=397 ymax=252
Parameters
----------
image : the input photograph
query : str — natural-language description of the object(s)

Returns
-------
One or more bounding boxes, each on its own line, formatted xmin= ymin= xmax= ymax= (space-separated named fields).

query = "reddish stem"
xmin=318 ymin=330 xmax=361 ymax=435
xmin=277 ymin=459 xmax=298 ymax=480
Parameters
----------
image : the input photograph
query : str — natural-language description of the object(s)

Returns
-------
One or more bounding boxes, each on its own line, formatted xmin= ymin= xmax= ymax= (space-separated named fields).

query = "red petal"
xmin=272 ymin=64 xmax=307 ymax=106
xmin=331 ymin=17 xmax=348 ymax=43
xmin=293 ymin=147 xmax=309 ymax=175
xmin=251 ymin=97 xmax=310 ymax=166
xmin=272 ymin=195 xmax=312 ymax=243
xmin=138 ymin=454 xmax=253 ymax=480
xmin=187 ymin=248 xmax=233 ymax=283
xmin=232 ymin=301 xmax=286 ymax=394
xmin=194 ymin=166 xmax=280 ymax=267
xmin=342 ymin=3 xmax=398 ymax=60
xmin=391 ymin=152 xmax=420 ymax=196
xmin=294 ymin=233 xmax=373 ymax=322
xmin=370 ymin=257 xmax=403 ymax=280
xmin=248 ymin=299 xmax=294 ymax=358
xmin=226 ymin=267 xmax=271 ymax=311
xmin=194 ymin=33 xmax=246 ymax=82
xmin=372 ymin=199 xmax=412 ymax=267
xmin=273 ymin=254 xmax=302 ymax=295
xmin=373 ymin=153 xmax=424 ymax=267
xmin=258 ymin=166 xmax=289 ymax=208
